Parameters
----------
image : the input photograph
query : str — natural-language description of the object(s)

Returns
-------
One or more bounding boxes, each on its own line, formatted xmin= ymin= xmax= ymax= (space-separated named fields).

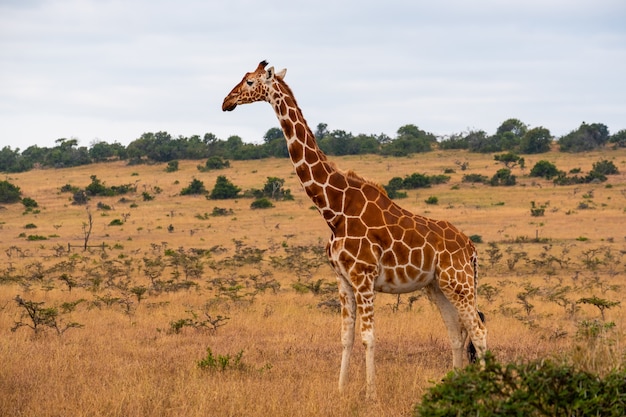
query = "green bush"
xmin=530 ymin=160 xmax=560 ymax=179
xmin=414 ymin=353 xmax=626 ymax=417
xmin=490 ymin=168 xmax=516 ymax=186
xmin=165 ymin=160 xmax=179 ymax=172
xmin=462 ymin=173 xmax=489 ymax=184
xmin=21 ymin=197 xmax=38 ymax=208
xmin=199 ymin=156 xmax=230 ymax=171
xmin=251 ymin=198 xmax=274 ymax=209
xmin=181 ymin=178 xmax=208 ymax=196
xmin=0 ymin=180 xmax=22 ymax=203
xmin=424 ymin=196 xmax=438 ymax=205
xmin=591 ymin=159 xmax=619 ymax=176
xmin=209 ymin=176 xmax=240 ymax=199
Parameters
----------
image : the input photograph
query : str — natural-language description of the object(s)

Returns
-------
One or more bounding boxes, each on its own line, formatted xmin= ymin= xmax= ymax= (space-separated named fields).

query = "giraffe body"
xmin=222 ymin=61 xmax=487 ymax=399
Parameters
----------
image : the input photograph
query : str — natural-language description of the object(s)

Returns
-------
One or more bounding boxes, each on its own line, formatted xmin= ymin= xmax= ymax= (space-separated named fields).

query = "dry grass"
xmin=1 ymin=149 xmax=625 ymax=416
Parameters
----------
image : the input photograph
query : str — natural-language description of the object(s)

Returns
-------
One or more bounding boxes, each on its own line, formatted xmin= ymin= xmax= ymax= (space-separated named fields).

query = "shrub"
xmin=209 ymin=176 xmax=241 ymax=199
xmin=199 ymin=156 xmax=230 ymax=171
xmin=530 ymin=160 xmax=560 ymax=179
xmin=251 ymin=198 xmax=274 ymax=209
xmin=0 ymin=180 xmax=21 ymax=203
xmin=60 ymin=183 xmax=80 ymax=193
xmin=72 ymin=190 xmax=88 ymax=205
xmin=414 ymin=353 xmax=626 ymax=417
xmin=591 ymin=159 xmax=619 ymax=176
xmin=490 ymin=168 xmax=516 ymax=186
xmin=260 ymin=177 xmax=294 ymax=201
xmin=181 ymin=178 xmax=208 ymax=195
xmin=469 ymin=234 xmax=483 ymax=243
xmin=424 ymin=196 xmax=438 ymax=205
xmin=109 ymin=219 xmax=123 ymax=226
xmin=21 ymin=197 xmax=38 ymax=208
xmin=462 ymin=174 xmax=489 ymax=184
xmin=197 ymin=347 xmax=245 ymax=372
xmin=165 ymin=160 xmax=179 ymax=172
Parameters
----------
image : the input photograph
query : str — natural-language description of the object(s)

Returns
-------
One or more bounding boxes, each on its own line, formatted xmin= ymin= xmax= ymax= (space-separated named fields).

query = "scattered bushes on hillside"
xmin=384 ymin=172 xmax=451 ymax=197
xmin=553 ymin=159 xmax=619 ymax=185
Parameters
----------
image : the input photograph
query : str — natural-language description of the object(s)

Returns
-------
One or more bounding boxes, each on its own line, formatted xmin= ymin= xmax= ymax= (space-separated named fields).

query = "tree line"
xmin=1 ymin=119 xmax=625 ymax=173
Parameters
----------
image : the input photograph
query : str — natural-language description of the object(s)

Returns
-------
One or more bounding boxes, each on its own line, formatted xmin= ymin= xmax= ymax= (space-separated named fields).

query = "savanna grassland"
xmin=1 ymin=148 xmax=625 ymax=417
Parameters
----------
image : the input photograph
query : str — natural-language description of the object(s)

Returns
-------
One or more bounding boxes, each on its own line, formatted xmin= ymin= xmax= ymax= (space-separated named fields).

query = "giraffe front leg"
xmin=357 ymin=289 xmax=376 ymax=400
xmin=337 ymin=276 xmax=356 ymax=393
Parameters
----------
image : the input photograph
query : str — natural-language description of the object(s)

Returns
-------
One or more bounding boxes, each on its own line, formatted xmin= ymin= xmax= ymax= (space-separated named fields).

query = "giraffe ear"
xmin=275 ymin=68 xmax=287 ymax=79
xmin=266 ymin=66 xmax=287 ymax=81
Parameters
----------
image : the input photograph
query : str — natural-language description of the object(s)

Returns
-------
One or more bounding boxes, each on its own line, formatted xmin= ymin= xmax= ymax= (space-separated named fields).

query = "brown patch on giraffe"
xmin=295 ymin=164 xmax=311 ymax=184
xmin=326 ymin=186 xmax=344 ymax=213
xmin=343 ymin=189 xmax=366 ymax=216
xmin=398 ymin=215 xmax=414 ymax=230
xmin=343 ymin=238 xmax=361 ymax=257
xmin=289 ymin=142 xmax=304 ymax=162
xmin=381 ymin=249 xmax=397 ymax=266
xmin=310 ymin=162 xmax=330 ymax=183
xmin=362 ymin=204 xmax=385 ymax=228
xmin=346 ymin=217 xmax=368 ymax=238
xmin=288 ymin=108 xmax=298 ymax=122
xmin=358 ymin=246 xmax=377 ymax=265
xmin=305 ymin=147 xmax=320 ymax=165
xmin=280 ymin=119 xmax=293 ymax=138
xmin=361 ymin=183 xmax=383 ymax=201
xmin=328 ymin=172 xmax=348 ymax=189
xmin=278 ymin=100 xmax=287 ymax=116
xmin=295 ymin=122 xmax=306 ymax=139
xmin=391 ymin=241 xmax=410 ymax=264
xmin=305 ymin=182 xmax=325 ymax=203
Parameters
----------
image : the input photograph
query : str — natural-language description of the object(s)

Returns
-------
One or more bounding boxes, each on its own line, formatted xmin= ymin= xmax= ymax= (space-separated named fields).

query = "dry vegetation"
xmin=1 ymin=148 xmax=625 ymax=416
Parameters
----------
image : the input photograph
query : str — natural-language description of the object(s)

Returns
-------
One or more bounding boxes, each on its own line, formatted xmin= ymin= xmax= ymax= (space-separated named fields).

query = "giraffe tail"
xmin=467 ymin=249 xmax=485 ymax=364
xmin=467 ymin=311 xmax=485 ymax=363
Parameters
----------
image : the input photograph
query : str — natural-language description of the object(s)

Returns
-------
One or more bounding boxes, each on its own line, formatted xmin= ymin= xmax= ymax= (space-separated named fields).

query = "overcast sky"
xmin=1 ymin=0 xmax=624 ymax=150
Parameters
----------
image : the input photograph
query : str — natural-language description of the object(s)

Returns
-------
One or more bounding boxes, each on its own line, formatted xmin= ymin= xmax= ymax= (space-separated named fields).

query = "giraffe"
xmin=222 ymin=61 xmax=487 ymax=399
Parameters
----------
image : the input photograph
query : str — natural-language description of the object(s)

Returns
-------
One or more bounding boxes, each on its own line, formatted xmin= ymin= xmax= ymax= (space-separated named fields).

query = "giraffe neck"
xmin=268 ymin=78 xmax=339 ymax=216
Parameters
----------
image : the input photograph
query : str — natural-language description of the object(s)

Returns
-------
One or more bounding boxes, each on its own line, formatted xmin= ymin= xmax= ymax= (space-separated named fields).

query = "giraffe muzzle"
xmin=222 ymin=97 xmax=238 ymax=112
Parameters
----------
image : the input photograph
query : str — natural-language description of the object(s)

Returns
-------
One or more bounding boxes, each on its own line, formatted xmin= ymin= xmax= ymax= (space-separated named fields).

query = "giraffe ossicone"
xmin=222 ymin=61 xmax=487 ymax=399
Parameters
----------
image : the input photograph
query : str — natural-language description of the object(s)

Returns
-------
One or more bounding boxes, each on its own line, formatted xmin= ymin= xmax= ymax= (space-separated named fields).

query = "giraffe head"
xmin=222 ymin=60 xmax=287 ymax=112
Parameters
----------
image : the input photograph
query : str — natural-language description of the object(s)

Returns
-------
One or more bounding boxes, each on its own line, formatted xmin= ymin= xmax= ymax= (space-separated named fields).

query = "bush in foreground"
xmin=414 ymin=352 xmax=626 ymax=417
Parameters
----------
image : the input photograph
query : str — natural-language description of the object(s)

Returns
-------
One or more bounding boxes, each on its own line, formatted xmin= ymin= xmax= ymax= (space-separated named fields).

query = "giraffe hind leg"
xmin=425 ymin=284 xmax=466 ymax=368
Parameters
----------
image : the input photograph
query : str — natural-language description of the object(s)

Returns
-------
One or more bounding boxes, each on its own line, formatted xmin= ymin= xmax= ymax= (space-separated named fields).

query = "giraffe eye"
xmin=246 ymin=80 xmax=254 ymax=86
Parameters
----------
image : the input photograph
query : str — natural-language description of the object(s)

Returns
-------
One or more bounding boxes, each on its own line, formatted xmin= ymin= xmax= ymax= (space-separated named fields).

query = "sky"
xmin=0 ymin=0 xmax=625 ymax=150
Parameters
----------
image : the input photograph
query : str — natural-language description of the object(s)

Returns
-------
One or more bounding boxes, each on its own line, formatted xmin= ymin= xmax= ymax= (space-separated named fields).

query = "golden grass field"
xmin=1 ymin=148 xmax=625 ymax=416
